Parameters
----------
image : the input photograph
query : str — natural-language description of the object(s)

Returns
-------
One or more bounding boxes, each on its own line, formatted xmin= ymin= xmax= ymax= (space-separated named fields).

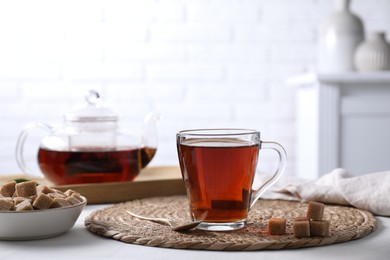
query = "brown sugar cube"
xmin=16 ymin=181 xmax=37 ymax=198
xmin=15 ymin=199 xmax=33 ymax=211
xmin=51 ymin=198 xmax=71 ymax=208
xmin=66 ymin=195 xmax=81 ymax=205
xmin=32 ymin=193 xmax=54 ymax=210
xmin=310 ymin=220 xmax=330 ymax=237
xmin=268 ymin=218 xmax=287 ymax=235
xmin=306 ymin=201 xmax=325 ymax=220
xmin=69 ymin=193 xmax=83 ymax=202
xmin=0 ymin=198 xmax=14 ymax=210
xmin=37 ymin=185 xmax=55 ymax=194
xmin=53 ymin=189 xmax=65 ymax=195
xmin=48 ymin=192 xmax=67 ymax=199
xmin=30 ymin=195 xmax=38 ymax=204
xmin=13 ymin=197 xmax=27 ymax=205
xmin=293 ymin=219 xmax=311 ymax=238
xmin=64 ymin=189 xmax=77 ymax=197
xmin=0 ymin=181 xmax=16 ymax=197
xmin=294 ymin=216 xmax=308 ymax=221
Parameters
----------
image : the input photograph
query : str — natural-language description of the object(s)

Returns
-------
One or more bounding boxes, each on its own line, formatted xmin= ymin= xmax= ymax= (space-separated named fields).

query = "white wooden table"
xmin=0 ymin=204 xmax=388 ymax=260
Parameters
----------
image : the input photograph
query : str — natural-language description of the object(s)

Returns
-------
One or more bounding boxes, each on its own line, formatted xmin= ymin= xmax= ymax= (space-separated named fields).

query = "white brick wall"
xmin=0 ymin=0 xmax=389 ymax=178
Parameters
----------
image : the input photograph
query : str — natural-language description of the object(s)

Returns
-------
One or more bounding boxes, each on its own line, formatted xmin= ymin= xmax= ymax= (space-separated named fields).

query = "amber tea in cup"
xmin=177 ymin=129 xmax=286 ymax=231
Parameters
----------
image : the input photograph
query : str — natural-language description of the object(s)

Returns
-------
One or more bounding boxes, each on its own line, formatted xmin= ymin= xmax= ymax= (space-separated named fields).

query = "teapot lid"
xmin=64 ymin=90 xmax=118 ymax=122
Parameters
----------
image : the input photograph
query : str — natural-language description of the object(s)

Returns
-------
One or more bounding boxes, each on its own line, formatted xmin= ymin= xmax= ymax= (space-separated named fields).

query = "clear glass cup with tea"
xmin=177 ymin=129 xmax=287 ymax=231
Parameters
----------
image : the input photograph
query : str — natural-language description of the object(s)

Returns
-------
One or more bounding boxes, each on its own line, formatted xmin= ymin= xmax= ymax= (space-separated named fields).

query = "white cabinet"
xmin=289 ymin=72 xmax=390 ymax=179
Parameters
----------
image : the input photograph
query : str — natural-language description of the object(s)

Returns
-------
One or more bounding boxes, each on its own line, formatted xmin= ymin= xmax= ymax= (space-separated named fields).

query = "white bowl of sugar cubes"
xmin=0 ymin=180 xmax=87 ymax=240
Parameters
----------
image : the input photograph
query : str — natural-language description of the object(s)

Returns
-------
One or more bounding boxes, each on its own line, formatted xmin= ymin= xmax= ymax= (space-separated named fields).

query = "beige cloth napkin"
xmin=262 ymin=168 xmax=390 ymax=216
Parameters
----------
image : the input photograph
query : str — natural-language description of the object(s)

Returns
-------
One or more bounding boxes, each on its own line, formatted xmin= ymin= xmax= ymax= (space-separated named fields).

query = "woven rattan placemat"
xmin=85 ymin=196 xmax=376 ymax=251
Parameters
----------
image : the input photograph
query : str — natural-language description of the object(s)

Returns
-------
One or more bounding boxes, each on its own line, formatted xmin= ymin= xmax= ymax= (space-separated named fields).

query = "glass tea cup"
xmin=177 ymin=129 xmax=287 ymax=231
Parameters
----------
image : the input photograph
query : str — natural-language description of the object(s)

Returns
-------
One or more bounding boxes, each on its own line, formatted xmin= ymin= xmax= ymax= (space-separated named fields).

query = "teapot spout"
xmin=142 ymin=111 xmax=160 ymax=148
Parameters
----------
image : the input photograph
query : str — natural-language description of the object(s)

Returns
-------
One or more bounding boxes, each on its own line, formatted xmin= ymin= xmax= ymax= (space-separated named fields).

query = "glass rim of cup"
xmin=177 ymin=128 xmax=259 ymax=136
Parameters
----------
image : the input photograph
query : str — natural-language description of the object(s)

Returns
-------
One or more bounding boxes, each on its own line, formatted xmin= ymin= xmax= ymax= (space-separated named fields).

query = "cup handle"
xmin=250 ymin=141 xmax=287 ymax=209
xmin=15 ymin=122 xmax=52 ymax=175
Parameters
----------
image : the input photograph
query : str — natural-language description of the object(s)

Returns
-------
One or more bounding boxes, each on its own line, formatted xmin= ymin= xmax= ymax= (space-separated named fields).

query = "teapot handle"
xmin=15 ymin=122 xmax=52 ymax=175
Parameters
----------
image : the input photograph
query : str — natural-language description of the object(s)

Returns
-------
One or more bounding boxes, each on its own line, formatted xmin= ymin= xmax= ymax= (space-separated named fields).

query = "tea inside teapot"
xmin=37 ymin=146 xmax=156 ymax=185
xmin=16 ymin=90 xmax=158 ymax=185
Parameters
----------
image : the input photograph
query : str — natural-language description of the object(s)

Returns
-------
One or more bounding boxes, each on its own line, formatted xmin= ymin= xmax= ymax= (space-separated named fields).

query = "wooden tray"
xmin=0 ymin=166 xmax=186 ymax=204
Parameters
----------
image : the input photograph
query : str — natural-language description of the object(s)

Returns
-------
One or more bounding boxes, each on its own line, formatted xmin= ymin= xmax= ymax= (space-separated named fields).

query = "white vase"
xmin=354 ymin=32 xmax=390 ymax=71
xmin=317 ymin=0 xmax=364 ymax=73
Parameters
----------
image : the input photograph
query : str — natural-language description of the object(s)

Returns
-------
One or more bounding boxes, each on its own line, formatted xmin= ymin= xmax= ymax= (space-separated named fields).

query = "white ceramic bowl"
xmin=0 ymin=196 xmax=87 ymax=240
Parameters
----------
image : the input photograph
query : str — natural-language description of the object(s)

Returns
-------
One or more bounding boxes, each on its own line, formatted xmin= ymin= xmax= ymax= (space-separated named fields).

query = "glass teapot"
xmin=16 ymin=90 xmax=159 ymax=185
